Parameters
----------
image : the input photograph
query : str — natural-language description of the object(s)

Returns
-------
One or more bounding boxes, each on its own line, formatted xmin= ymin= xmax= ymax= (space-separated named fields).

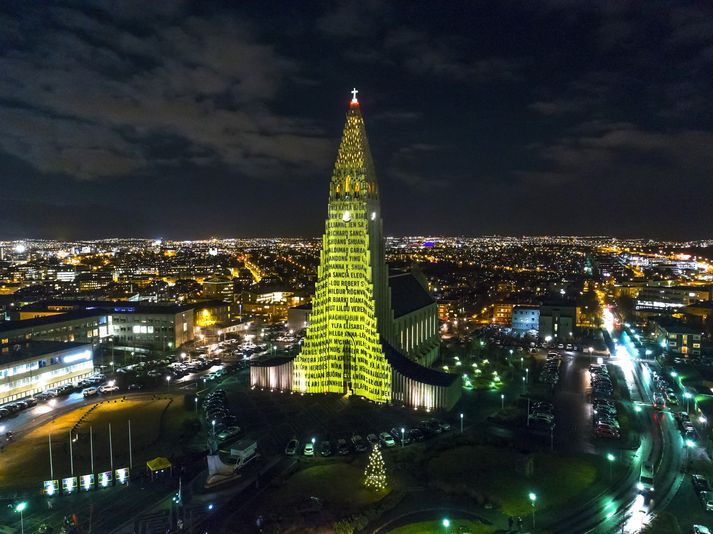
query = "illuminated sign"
xmin=62 ymin=476 xmax=78 ymax=494
xmin=115 ymin=467 xmax=129 ymax=485
xmin=98 ymin=471 xmax=112 ymax=488
xmin=80 ymin=474 xmax=94 ymax=491
xmin=43 ymin=479 xmax=59 ymax=496
xmin=63 ymin=350 xmax=92 ymax=364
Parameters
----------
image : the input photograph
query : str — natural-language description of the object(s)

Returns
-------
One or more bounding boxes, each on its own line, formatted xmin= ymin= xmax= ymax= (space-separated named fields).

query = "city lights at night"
xmin=0 ymin=2 xmax=712 ymax=534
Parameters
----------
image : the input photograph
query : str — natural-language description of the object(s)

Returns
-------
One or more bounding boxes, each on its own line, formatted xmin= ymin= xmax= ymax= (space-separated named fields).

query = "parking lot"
xmin=210 ymin=375 xmax=457 ymax=459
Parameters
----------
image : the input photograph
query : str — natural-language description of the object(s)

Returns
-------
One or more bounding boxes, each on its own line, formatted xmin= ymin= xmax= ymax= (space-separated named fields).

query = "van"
xmin=638 ymin=463 xmax=654 ymax=493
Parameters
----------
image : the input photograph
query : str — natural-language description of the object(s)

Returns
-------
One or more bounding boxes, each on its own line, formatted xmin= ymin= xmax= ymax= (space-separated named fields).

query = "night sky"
xmin=1 ymin=1 xmax=713 ymax=240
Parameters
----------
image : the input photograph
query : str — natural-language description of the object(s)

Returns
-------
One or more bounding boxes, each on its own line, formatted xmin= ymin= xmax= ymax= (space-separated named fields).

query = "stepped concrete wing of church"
xmin=250 ymin=92 xmax=461 ymax=411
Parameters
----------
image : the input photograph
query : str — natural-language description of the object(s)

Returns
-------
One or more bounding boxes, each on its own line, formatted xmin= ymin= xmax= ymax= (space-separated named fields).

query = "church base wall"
xmin=250 ymin=360 xmax=293 ymax=391
xmin=390 ymin=370 xmax=461 ymax=411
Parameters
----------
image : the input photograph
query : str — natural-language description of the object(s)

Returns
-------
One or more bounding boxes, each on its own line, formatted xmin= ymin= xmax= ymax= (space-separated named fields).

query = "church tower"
xmin=293 ymin=90 xmax=392 ymax=403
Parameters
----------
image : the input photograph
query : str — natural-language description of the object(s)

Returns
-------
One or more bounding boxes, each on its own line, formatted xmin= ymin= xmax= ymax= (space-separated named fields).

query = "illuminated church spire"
xmin=293 ymin=91 xmax=391 ymax=402
xmin=330 ymin=90 xmax=378 ymax=202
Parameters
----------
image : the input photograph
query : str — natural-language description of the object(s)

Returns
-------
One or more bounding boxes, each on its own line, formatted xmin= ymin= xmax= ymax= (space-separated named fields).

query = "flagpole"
xmin=48 ymin=434 xmax=54 ymax=480
xmin=69 ymin=429 xmax=74 ymax=476
xmin=128 ymin=420 xmax=133 ymax=469
xmin=109 ymin=423 xmax=114 ymax=477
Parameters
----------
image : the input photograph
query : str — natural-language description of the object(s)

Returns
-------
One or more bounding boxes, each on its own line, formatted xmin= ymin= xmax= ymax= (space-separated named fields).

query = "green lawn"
xmin=388 ymin=519 xmax=495 ymax=534
xmin=427 ymin=445 xmax=597 ymax=516
xmin=0 ymin=394 xmax=196 ymax=490
xmin=267 ymin=463 xmax=390 ymax=513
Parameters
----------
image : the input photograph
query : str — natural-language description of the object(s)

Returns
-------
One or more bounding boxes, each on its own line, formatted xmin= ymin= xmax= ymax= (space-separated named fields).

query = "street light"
xmin=194 ymin=396 xmax=199 ymax=415
xmin=606 ymin=453 xmax=615 ymax=481
xmin=670 ymin=371 xmax=678 ymax=378
xmin=15 ymin=501 xmax=27 ymax=534
xmin=500 ymin=394 xmax=505 ymax=410
xmin=166 ymin=375 xmax=171 ymax=391
xmin=529 ymin=493 xmax=537 ymax=528
xmin=442 ymin=518 xmax=450 ymax=531
xmin=401 ymin=427 xmax=405 ymax=446
xmin=211 ymin=419 xmax=216 ymax=437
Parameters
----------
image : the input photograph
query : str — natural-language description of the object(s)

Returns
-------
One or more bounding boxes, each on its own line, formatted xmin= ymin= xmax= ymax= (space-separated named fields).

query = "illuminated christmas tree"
xmin=364 ymin=444 xmax=388 ymax=490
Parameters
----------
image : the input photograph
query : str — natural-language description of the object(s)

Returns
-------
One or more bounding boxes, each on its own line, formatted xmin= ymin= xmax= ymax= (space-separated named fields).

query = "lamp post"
xmin=588 ymin=346 xmax=593 ymax=364
xmin=211 ymin=419 xmax=216 ymax=437
xmin=684 ymin=391 xmax=692 ymax=413
xmin=460 ymin=413 xmax=464 ymax=433
xmin=15 ymin=501 xmax=27 ymax=534
xmin=194 ymin=396 xmax=198 ymax=415
xmin=401 ymin=427 xmax=405 ymax=447
xmin=522 ymin=375 xmax=526 ymax=393
xmin=166 ymin=375 xmax=171 ymax=391
xmin=501 ymin=394 xmax=505 ymax=410
xmin=529 ymin=493 xmax=537 ymax=528
xmin=525 ymin=368 xmax=529 ymax=384
xmin=442 ymin=518 xmax=450 ymax=532
xmin=606 ymin=453 xmax=615 ymax=481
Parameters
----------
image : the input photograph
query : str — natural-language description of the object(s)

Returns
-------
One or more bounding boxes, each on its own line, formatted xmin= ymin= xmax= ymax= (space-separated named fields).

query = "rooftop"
xmin=0 ymin=309 xmax=102 ymax=333
xmin=389 ymin=273 xmax=435 ymax=318
xmin=0 ymin=340 xmax=90 ymax=364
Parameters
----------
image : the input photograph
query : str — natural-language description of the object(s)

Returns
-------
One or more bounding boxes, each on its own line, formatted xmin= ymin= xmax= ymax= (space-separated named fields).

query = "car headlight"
xmin=637 ymin=482 xmax=644 ymax=491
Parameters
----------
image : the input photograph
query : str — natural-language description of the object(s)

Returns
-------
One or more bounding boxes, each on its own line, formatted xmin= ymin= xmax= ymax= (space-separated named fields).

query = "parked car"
xmin=594 ymin=424 xmax=620 ymax=439
xmin=351 ymin=435 xmax=368 ymax=452
xmin=217 ymin=426 xmax=241 ymax=442
xmin=409 ymin=428 xmax=425 ymax=441
xmin=337 ymin=438 xmax=350 ymax=455
xmin=366 ymin=433 xmax=379 ymax=446
xmin=693 ymin=474 xmax=711 ymax=494
xmin=99 ymin=384 xmax=119 ymax=394
xmin=320 ymin=440 xmax=333 ymax=456
xmin=82 ymin=387 xmax=99 ymax=398
xmin=285 ymin=438 xmax=299 ymax=455
xmin=693 ymin=525 xmax=712 ymax=534
xmin=390 ymin=427 xmax=411 ymax=445
xmin=379 ymin=432 xmax=396 ymax=448
xmin=303 ymin=442 xmax=315 ymax=456
xmin=701 ymin=491 xmax=713 ymax=511
xmin=127 ymin=383 xmax=144 ymax=391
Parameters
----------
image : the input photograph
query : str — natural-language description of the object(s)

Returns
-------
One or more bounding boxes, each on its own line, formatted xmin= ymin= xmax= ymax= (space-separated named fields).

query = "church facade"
xmin=250 ymin=92 xmax=461 ymax=411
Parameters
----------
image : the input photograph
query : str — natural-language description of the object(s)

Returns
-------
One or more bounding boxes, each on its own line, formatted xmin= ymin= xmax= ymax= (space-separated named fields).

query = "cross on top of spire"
xmin=351 ymin=87 xmax=359 ymax=104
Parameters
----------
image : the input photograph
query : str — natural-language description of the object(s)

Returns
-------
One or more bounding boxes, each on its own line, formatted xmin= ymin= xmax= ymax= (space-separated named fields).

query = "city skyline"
xmin=1 ymin=2 xmax=713 ymax=240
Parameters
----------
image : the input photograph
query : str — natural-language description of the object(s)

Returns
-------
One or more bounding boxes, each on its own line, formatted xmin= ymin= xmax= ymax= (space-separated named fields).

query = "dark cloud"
xmin=0 ymin=6 xmax=332 ymax=180
xmin=0 ymin=0 xmax=712 ymax=239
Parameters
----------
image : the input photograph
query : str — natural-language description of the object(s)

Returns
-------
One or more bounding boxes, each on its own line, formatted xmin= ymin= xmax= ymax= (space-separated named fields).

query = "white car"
xmin=693 ymin=525 xmax=712 ymax=534
xmin=701 ymin=491 xmax=713 ymax=511
xmin=99 ymin=385 xmax=119 ymax=394
xmin=379 ymin=432 xmax=396 ymax=448
xmin=303 ymin=442 xmax=315 ymax=456
xmin=82 ymin=387 xmax=99 ymax=397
